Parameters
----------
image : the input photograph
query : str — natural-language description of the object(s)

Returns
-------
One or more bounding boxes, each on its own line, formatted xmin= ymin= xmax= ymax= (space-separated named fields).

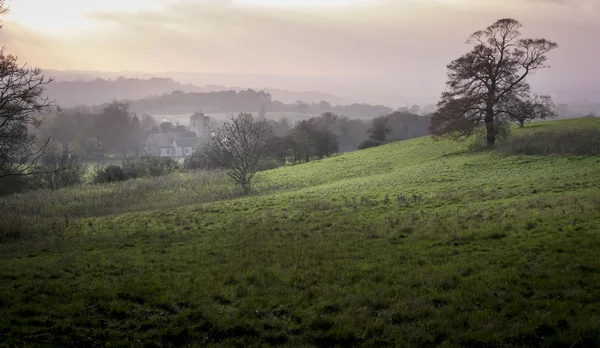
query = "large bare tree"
xmin=0 ymin=1 xmax=55 ymax=181
xmin=429 ymin=18 xmax=558 ymax=146
xmin=204 ymin=113 xmax=273 ymax=194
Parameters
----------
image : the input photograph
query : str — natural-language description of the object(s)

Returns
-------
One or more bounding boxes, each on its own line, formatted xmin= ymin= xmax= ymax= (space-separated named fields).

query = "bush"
xmin=184 ymin=150 xmax=222 ymax=171
xmin=500 ymin=128 xmax=600 ymax=156
xmin=0 ymin=175 xmax=29 ymax=196
xmin=31 ymin=153 xmax=87 ymax=190
xmin=467 ymin=121 xmax=512 ymax=152
xmin=94 ymin=165 xmax=131 ymax=184
xmin=122 ymin=156 xmax=180 ymax=178
xmin=358 ymin=139 xmax=385 ymax=150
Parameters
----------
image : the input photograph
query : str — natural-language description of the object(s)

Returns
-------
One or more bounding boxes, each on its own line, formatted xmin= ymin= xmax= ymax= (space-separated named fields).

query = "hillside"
xmin=43 ymin=76 xmax=347 ymax=108
xmin=1 ymin=118 xmax=600 ymax=347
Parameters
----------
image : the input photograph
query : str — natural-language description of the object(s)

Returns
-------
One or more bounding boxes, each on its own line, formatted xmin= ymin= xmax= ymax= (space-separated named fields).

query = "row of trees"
xmin=121 ymin=88 xmax=394 ymax=118
xmin=186 ymin=111 xmax=410 ymax=194
xmin=39 ymin=102 xmax=159 ymax=159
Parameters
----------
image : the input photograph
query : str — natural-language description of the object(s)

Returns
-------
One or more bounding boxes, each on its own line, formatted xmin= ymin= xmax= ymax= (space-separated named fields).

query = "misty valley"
xmin=1 ymin=1 xmax=600 ymax=347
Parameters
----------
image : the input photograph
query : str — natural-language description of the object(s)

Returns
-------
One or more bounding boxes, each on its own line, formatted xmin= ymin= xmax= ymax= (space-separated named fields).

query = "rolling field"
xmin=1 ymin=118 xmax=600 ymax=347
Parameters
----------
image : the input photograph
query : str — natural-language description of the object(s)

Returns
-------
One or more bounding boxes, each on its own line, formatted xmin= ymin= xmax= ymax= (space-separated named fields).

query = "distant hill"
xmin=42 ymin=72 xmax=348 ymax=107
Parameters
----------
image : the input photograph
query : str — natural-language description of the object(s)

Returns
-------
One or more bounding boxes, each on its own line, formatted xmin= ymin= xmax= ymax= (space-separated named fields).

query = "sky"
xmin=1 ymin=0 xmax=599 ymax=101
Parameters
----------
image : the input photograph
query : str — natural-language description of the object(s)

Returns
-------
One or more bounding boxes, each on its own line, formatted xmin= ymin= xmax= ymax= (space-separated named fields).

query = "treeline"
xmin=38 ymin=102 xmax=161 ymax=159
xmin=123 ymin=89 xmax=393 ymax=118
xmin=267 ymin=110 xmax=430 ymax=153
xmin=186 ymin=111 xmax=430 ymax=169
xmin=41 ymin=100 xmax=429 ymax=159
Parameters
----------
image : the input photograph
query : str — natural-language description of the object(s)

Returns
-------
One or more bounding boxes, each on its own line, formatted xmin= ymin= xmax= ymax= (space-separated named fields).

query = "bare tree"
xmin=429 ymin=18 xmax=558 ymax=147
xmin=0 ymin=1 xmax=54 ymax=181
xmin=503 ymin=94 xmax=557 ymax=127
xmin=204 ymin=113 xmax=273 ymax=194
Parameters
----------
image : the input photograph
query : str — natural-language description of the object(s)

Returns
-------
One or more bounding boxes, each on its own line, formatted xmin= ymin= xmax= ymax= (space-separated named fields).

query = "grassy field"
xmin=1 ymin=118 xmax=600 ymax=347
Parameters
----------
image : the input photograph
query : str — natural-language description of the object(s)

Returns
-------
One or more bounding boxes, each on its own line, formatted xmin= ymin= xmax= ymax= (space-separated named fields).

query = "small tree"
xmin=368 ymin=115 xmax=392 ymax=142
xmin=429 ymin=18 xmax=558 ymax=147
xmin=204 ymin=113 xmax=273 ymax=194
xmin=504 ymin=94 xmax=557 ymax=127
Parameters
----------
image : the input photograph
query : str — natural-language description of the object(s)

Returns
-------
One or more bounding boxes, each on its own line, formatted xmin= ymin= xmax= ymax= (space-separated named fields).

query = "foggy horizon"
xmin=1 ymin=0 xmax=599 ymax=104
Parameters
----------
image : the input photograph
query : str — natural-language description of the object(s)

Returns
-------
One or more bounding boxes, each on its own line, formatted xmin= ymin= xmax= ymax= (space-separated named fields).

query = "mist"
xmin=1 ymin=0 xmax=598 ymax=104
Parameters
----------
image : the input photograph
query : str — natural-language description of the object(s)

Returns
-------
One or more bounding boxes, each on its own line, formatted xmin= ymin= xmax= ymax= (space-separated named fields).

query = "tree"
xmin=128 ymin=114 xmax=146 ymax=155
xmin=259 ymin=104 xmax=266 ymax=121
xmin=96 ymin=101 xmax=133 ymax=156
xmin=203 ymin=113 xmax=273 ymax=194
xmin=294 ymin=100 xmax=310 ymax=115
xmin=504 ymin=94 xmax=557 ymax=127
xmin=368 ymin=115 xmax=392 ymax=142
xmin=292 ymin=118 xmax=338 ymax=160
xmin=0 ymin=2 xmax=54 ymax=182
xmin=159 ymin=121 xmax=175 ymax=133
xmin=429 ymin=18 xmax=558 ymax=147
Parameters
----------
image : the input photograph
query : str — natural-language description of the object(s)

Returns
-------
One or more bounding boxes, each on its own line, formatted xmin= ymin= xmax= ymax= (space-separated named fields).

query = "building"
xmin=146 ymin=132 xmax=198 ymax=157
xmin=189 ymin=112 xmax=211 ymax=138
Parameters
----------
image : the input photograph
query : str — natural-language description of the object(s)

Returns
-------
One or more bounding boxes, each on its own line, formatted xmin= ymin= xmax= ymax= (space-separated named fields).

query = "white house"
xmin=146 ymin=132 xmax=198 ymax=157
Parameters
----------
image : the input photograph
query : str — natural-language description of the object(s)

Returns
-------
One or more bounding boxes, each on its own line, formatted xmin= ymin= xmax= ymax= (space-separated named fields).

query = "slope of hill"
xmin=1 ymin=118 xmax=599 ymax=347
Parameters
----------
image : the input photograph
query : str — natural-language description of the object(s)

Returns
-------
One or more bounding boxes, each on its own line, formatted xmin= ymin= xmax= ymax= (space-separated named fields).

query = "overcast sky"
xmin=1 ymin=0 xmax=598 ymax=101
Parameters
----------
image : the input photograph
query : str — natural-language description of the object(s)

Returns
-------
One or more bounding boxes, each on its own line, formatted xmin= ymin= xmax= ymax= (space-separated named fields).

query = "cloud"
xmin=0 ymin=0 xmax=597 ymax=98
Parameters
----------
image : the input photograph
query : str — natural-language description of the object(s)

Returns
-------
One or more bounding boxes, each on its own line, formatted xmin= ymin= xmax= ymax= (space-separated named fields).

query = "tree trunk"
xmin=485 ymin=108 xmax=496 ymax=148
xmin=519 ymin=120 xmax=525 ymax=128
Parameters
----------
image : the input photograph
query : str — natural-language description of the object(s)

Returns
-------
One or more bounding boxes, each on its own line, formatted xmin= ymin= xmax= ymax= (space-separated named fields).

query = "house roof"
xmin=175 ymin=137 xmax=198 ymax=148
xmin=147 ymin=133 xmax=173 ymax=148
xmin=147 ymin=132 xmax=198 ymax=149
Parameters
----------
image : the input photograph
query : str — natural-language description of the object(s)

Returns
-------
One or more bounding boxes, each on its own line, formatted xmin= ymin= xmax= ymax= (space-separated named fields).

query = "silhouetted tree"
xmin=129 ymin=115 xmax=146 ymax=155
xmin=295 ymin=100 xmax=311 ymax=115
xmin=368 ymin=115 xmax=392 ymax=142
xmin=159 ymin=121 xmax=175 ymax=133
xmin=504 ymin=94 xmax=557 ymax=127
xmin=0 ymin=4 xmax=54 ymax=184
xmin=140 ymin=114 xmax=158 ymax=132
xmin=96 ymin=102 xmax=133 ymax=156
xmin=292 ymin=118 xmax=338 ymax=160
xmin=429 ymin=18 xmax=558 ymax=147
xmin=203 ymin=113 xmax=273 ymax=194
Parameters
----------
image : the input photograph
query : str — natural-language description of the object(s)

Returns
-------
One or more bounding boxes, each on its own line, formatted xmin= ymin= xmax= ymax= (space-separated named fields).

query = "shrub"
xmin=358 ymin=139 xmax=385 ymax=150
xmin=467 ymin=121 xmax=512 ymax=152
xmin=30 ymin=153 xmax=87 ymax=190
xmin=184 ymin=150 xmax=222 ymax=171
xmin=94 ymin=165 xmax=131 ymax=184
xmin=122 ymin=156 xmax=180 ymax=178
xmin=500 ymin=128 xmax=600 ymax=156
xmin=0 ymin=175 xmax=29 ymax=196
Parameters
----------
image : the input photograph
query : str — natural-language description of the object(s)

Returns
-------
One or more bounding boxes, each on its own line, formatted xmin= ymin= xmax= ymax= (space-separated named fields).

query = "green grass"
xmin=1 ymin=118 xmax=600 ymax=347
